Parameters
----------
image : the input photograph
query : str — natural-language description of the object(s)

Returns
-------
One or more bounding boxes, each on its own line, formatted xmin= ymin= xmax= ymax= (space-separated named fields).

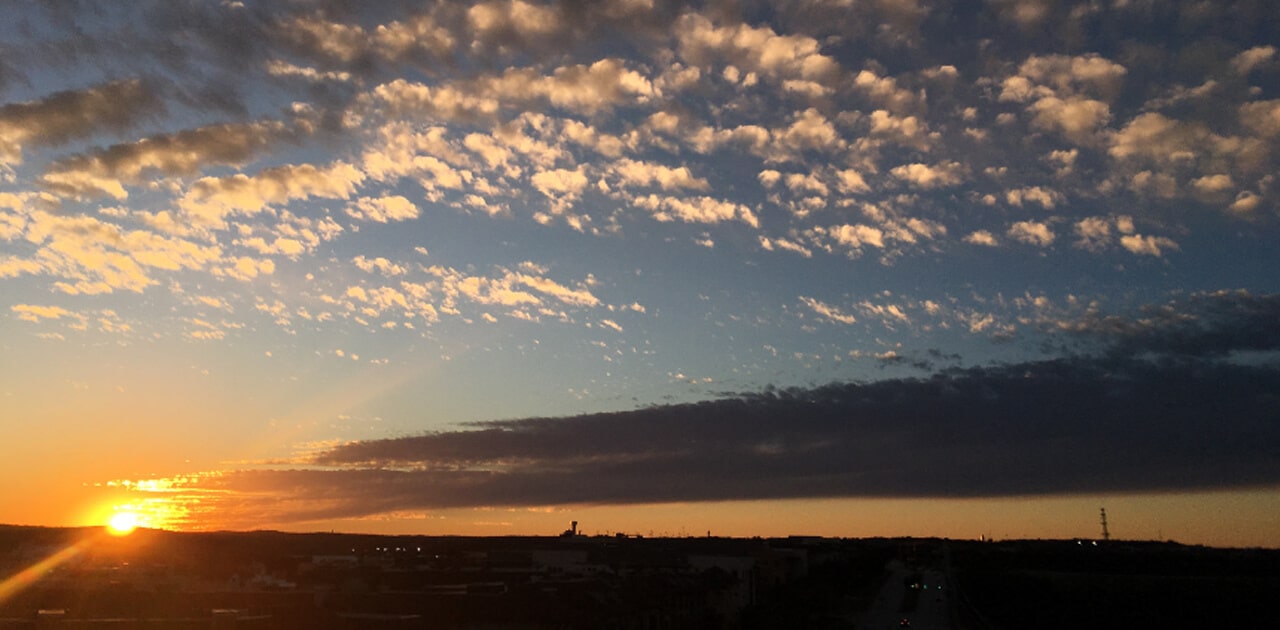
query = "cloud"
xmin=39 ymin=120 xmax=299 ymax=199
xmin=1052 ymin=291 xmax=1280 ymax=360
xmin=370 ymin=58 xmax=654 ymax=122
xmin=1007 ymin=221 xmax=1055 ymax=247
xmin=999 ymin=54 xmax=1124 ymax=144
xmin=866 ymin=109 xmax=934 ymax=150
xmin=799 ymin=296 xmax=857 ymax=325
xmin=468 ymin=0 xmax=563 ymax=43
xmin=1230 ymin=45 xmax=1277 ymax=75
xmin=1118 ymin=234 xmax=1179 ymax=257
xmin=675 ymin=13 xmax=840 ymax=87
xmin=989 ymin=0 xmax=1053 ymax=29
xmin=1005 ymin=186 xmax=1061 ymax=209
xmin=141 ymin=350 xmax=1280 ymax=523
xmin=853 ymin=70 xmax=921 ymax=114
xmin=278 ymin=11 xmax=455 ymax=69
xmin=347 ymin=195 xmax=420 ymax=223
xmin=1106 ymin=111 xmax=1267 ymax=199
xmin=0 ymin=79 xmax=163 ymax=165
xmin=179 ymin=162 xmax=365 ymax=227
xmin=758 ymin=235 xmax=812 ymax=257
xmin=890 ymin=161 xmax=964 ymax=188
xmin=1028 ymin=96 xmax=1111 ymax=143
xmin=1015 ymin=54 xmax=1127 ymax=99
xmin=1239 ymin=100 xmax=1280 ymax=137
xmin=1229 ymin=191 xmax=1263 ymax=214
xmin=11 ymin=304 xmax=75 ymax=323
xmin=608 ymin=159 xmax=708 ymax=191
xmin=353 ymin=261 xmax=606 ymax=323
xmin=1073 ymin=216 xmax=1112 ymax=252
xmin=964 ymin=230 xmax=999 ymax=246
xmin=631 ymin=194 xmax=760 ymax=228
xmin=2 ymin=205 xmax=225 ymax=294
xmin=530 ymin=166 xmax=588 ymax=197
xmin=826 ymin=223 xmax=885 ymax=250
xmin=757 ymin=108 xmax=844 ymax=158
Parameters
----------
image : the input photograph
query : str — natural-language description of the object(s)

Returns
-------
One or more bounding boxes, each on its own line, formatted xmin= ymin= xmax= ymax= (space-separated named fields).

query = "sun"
xmin=106 ymin=511 xmax=139 ymax=536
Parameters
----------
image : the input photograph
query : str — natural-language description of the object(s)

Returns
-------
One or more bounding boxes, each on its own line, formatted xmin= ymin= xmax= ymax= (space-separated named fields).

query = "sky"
xmin=0 ymin=0 xmax=1278 ymax=547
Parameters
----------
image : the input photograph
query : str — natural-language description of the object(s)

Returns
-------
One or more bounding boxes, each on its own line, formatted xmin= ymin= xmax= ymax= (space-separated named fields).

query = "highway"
xmin=857 ymin=560 xmax=955 ymax=630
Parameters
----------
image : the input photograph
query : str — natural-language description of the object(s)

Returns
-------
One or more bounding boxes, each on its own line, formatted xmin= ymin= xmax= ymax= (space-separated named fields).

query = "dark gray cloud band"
xmin=165 ymin=292 xmax=1280 ymax=524
xmin=304 ymin=357 xmax=1279 ymax=499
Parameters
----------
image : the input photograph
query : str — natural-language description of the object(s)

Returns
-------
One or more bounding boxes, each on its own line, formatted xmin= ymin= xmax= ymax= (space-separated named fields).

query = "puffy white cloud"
xmin=531 ymin=59 xmax=656 ymax=113
xmin=784 ymin=172 xmax=829 ymax=196
xmin=531 ymin=167 xmax=589 ymax=198
xmin=1028 ymin=96 xmax=1111 ymax=143
xmin=835 ymin=168 xmax=871 ymax=194
xmin=1228 ymin=191 xmax=1263 ymax=214
xmin=782 ymin=79 xmax=831 ymax=98
xmin=867 ymin=109 xmax=934 ymax=149
xmin=1016 ymin=54 xmax=1127 ymax=99
xmin=353 ymin=256 xmax=407 ymax=277
xmin=1239 ymin=100 xmax=1280 ymax=137
xmin=1108 ymin=112 xmax=1202 ymax=163
xmin=180 ymin=162 xmax=365 ymax=227
xmin=221 ymin=256 xmax=276 ymax=282
xmin=371 ymin=79 xmax=500 ymax=123
xmin=675 ymin=14 xmax=840 ymax=86
xmin=890 ymin=160 xmax=964 ymax=188
xmin=998 ymin=75 xmax=1047 ymax=103
xmin=280 ymin=13 xmax=454 ymax=65
xmin=609 ymin=159 xmax=708 ymax=191
xmin=1230 ymin=46 xmax=1277 ymax=75
xmin=417 ymin=156 xmax=471 ymax=192
xmin=999 ymin=54 xmax=1124 ymax=144
xmin=1005 ymin=186 xmax=1061 ymax=209
xmin=1007 ymin=221 xmax=1055 ymax=247
xmin=371 ymin=59 xmax=654 ymax=120
xmin=827 ymin=223 xmax=884 ymax=249
xmin=1191 ymin=174 xmax=1234 ymax=196
xmin=853 ymin=70 xmax=920 ymax=114
xmin=1106 ymin=111 xmax=1269 ymax=206
xmin=631 ymin=194 xmax=759 ymax=228
xmin=1073 ymin=217 xmax=1112 ymax=252
xmin=1119 ymin=234 xmax=1179 ymax=257
xmin=469 ymin=0 xmax=561 ymax=39
xmin=347 ymin=196 xmax=420 ymax=223
xmin=775 ymin=108 xmax=844 ymax=154
xmin=964 ymin=230 xmax=999 ymax=246
xmin=559 ymin=120 xmax=625 ymax=158
xmin=3 ymin=205 xmax=226 ymax=294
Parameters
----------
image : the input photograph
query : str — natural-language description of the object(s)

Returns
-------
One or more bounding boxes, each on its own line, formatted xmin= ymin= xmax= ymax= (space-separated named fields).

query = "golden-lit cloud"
xmin=0 ymin=79 xmax=161 ymax=165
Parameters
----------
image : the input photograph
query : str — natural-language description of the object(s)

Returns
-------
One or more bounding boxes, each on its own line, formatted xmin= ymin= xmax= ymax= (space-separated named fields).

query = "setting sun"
xmin=106 ymin=512 xmax=139 ymax=536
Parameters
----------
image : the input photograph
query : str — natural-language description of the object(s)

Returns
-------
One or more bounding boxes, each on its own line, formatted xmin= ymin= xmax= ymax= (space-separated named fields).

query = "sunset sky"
xmin=1 ymin=1 xmax=1278 ymax=547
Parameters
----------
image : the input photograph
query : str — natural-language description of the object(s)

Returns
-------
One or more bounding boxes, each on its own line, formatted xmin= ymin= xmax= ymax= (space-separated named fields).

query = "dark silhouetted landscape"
xmin=2 ymin=525 xmax=1276 ymax=629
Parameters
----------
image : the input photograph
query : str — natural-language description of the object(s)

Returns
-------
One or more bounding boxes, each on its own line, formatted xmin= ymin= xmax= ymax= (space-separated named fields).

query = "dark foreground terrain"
xmin=0 ymin=525 xmax=1275 ymax=629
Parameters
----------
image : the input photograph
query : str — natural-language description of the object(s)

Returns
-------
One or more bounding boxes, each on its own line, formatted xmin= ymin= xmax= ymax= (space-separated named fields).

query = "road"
xmin=857 ymin=560 xmax=955 ymax=630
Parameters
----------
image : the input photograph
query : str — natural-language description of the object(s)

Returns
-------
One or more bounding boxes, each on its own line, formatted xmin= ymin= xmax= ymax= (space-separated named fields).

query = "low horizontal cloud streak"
xmin=308 ymin=359 xmax=1278 ymax=499
xmin=132 ymin=292 xmax=1280 ymax=525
